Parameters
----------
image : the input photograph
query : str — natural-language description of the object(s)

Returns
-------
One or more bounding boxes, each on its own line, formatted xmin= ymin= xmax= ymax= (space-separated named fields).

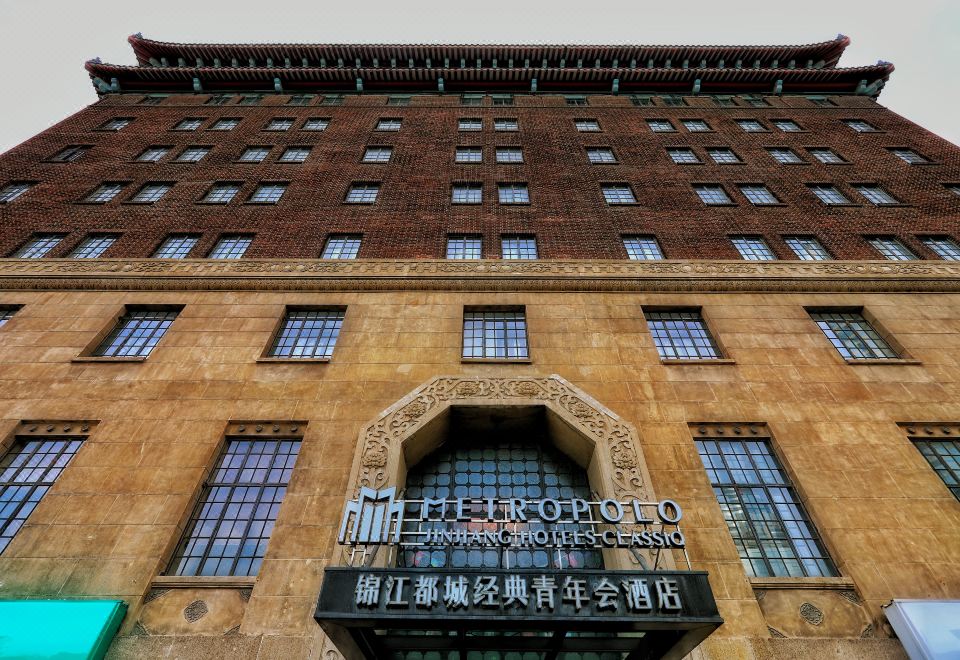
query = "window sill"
xmin=819 ymin=203 xmax=862 ymax=207
xmin=461 ymin=358 xmax=533 ymax=364
xmin=750 ymin=203 xmax=789 ymax=207
xmin=844 ymin=358 xmax=921 ymax=366
xmin=152 ymin=575 xmax=256 ymax=590
xmin=72 ymin=356 xmax=146 ymax=363
xmin=749 ymin=576 xmax=855 ymax=591
xmin=256 ymin=357 xmax=331 ymax=363
xmin=660 ymin=358 xmax=736 ymax=365
xmin=121 ymin=201 xmax=161 ymax=205
xmin=704 ymin=203 xmax=738 ymax=207
xmin=243 ymin=202 xmax=281 ymax=206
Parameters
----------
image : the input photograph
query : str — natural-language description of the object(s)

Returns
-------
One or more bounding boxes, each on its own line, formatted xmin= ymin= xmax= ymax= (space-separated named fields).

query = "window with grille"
xmin=809 ymin=310 xmax=899 ymax=359
xmin=362 ymin=147 xmax=392 ymax=163
xmin=136 ymin=146 xmax=170 ymax=163
xmin=668 ymin=148 xmax=700 ymax=164
xmin=459 ymin=118 xmax=482 ymax=131
xmin=287 ymin=94 xmax=315 ymax=106
xmin=456 ymin=147 xmax=482 ymax=163
xmin=888 ymin=148 xmax=928 ymax=164
xmin=69 ymin=234 xmax=118 ymax=258
xmin=461 ymin=94 xmax=484 ymax=106
xmin=739 ymin=185 xmax=780 ymax=205
xmin=661 ymin=95 xmax=687 ymax=107
xmin=269 ymin=309 xmax=345 ymax=359
xmin=83 ymin=183 xmax=124 ymax=203
xmin=49 ymin=145 xmax=89 ymax=162
xmin=0 ymin=437 xmax=83 ymax=555
xmin=743 ymin=96 xmax=769 ymax=107
xmin=387 ymin=95 xmax=412 ymax=106
xmin=239 ymin=94 xmax=263 ymax=106
xmin=920 ymin=236 xmax=960 ymax=260
xmin=140 ymin=94 xmax=168 ymax=105
xmin=682 ymin=119 xmax=711 ymax=132
xmin=0 ymin=182 xmax=32 ymax=203
xmin=630 ymin=94 xmax=654 ymax=106
xmin=695 ymin=438 xmax=837 ymax=577
xmin=452 ymin=183 xmax=483 ymax=204
xmin=784 ymin=236 xmax=831 ymax=260
xmin=265 ymin=118 xmax=294 ymax=131
xmin=731 ymin=236 xmax=776 ymax=260
xmin=376 ymin=118 xmax=402 ymax=131
xmin=644 ymin=309 xmax=722 ymax=360
xmin=495 ymin=148 xmax=523 ymax=163
xmin=174 ymin=118 xmax=204 ymax=131
xmin=586 ymin=148 xmax=617 ymax=164
xmin=0 ymin=307 xmax=20 ymax=327
xmin=202 ymin=183 xmax=241 ymax=204
xmin=913 ymin=440 xmax=960 ymax=501
xmin=462 ymin=309 xmax=529 ymax=359
xmin=707 ymin=148 xmax=741 ymax=164
xmin=714 ymin=96 xmax=737 ymax=107
xmin=694 ymin=184 xmax=733 ymax=205
xmin=623 ymin=236 xmax=664 ymax=260
xmin=130 ymin=183 xmax=171 ymax=203
xmin=808 ymin=148 xmax=845 ymax=164
xmin=646 ymin=119 xmax=675 ymax=133
xmin=94 ymin=308 xmax=180 ymax=357
xmin=249 ymin=183 xmax=287 ymax=204
xmin=494 ymin=95 xmax=515 ymax=106
xmin=345 ymin=183 xmax=379 ymax=204
xmin=573 ymin=119 xmax=599 ymax=133
xmin=844 ymin=119 xmax=878 ymax=132
xmin=494 ymin=118 xmax=518 ymax=131
xmin=210 ymin=118 xmax=240 ymax=131
xmin=736 ymin=119 xmax=766 ymax=132
xmin=321 ymin=235 xmax=362 ymax=259
xmin=565 ymin=95 xmax=588 ymax=106
xmin=806 ymin=96 xmax=835 ymax=107
xmin=239 ymin=147 xmax=270 ymax=163
xmin=854 ymin=185 xmax=899 ymax=206
xmin=209 ymin=235 xmax=253 ymax=259
xmin=99 ymin=118 xmax=132 ymax=131
xmin=808 ymin=184 xmax=850 ymax=205
xmin=867 ymin=236 xmax=917 ymax=261
xmin=321 ymin=94 xmax=344 ymax=106
xmin=498 ymin=183 xmax=529 ymax=204
xmin=206 ymin=94 xmax=232 ymax=105
xmin=175 ymin=146 xmax=211 ymax=163
xmin=153 ymin=234 xmax=199 ymax=259
xmin=501 ymin=235 xmax=537 ymax=260
xmin=303 ymin=118 xmax=330 ymax=131
xmin=446 ymin=235 xmax=482 ymax=259
xmin=12 ymin=234 xmax=65 ymax=258
xmin=278 ymin=147 xmax=311 ymax=163
xmin=602 ymin=184 xmax=636 ymax=205
xmin=767 ymin=148 xmax=804 ymax=164
xmin=772 ymin=120 xmax=802 ymax=132
xmin=166 ymin=438 xmax=301 ymax=576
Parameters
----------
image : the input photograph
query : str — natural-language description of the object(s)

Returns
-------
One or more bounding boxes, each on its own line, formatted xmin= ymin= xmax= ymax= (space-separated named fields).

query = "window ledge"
xmin=750 ymin=203 xmax=789 ymax=207
xmin=660 ymin=358 xmax=736 ymax=365
xmin=152 ymin=575 xmax=256 ymax=590
xmin=72 ymin=356 xmax=146 ymax=363
xmin=243 ymin=202 xmax=281 ymax=206
xmin=121 ymin=201 xmax=160 ymax=206
xmin=844 ymin=358 xmax=921 ymax=366
xmin=256 ymin=357 xmax=331 ymax=363
xmin=749 ymin=576 xmax=855 ymax=591
xmin=461 ymin=358 xmax=533 ymax=364
xmin=820 ymin=203 xmax=862 ymax=207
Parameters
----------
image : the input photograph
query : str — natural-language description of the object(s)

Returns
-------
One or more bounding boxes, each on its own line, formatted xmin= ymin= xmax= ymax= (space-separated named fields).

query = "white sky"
xmin=1 ymin=0 xmax=958 ymax=153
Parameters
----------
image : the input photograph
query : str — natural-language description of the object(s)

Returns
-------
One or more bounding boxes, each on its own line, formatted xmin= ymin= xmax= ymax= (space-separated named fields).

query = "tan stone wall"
xmin=0 ymin=269 xmax=955 ymax=658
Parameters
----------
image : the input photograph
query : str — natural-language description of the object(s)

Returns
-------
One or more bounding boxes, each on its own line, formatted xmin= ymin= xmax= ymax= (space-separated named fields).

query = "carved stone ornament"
xmin=799 ymin=602 xmax=824 ymax=626
xmin=352 ymin=375 xmax=655 ymax=503
xmin=183 ymin=600 xmax=209 ymax=623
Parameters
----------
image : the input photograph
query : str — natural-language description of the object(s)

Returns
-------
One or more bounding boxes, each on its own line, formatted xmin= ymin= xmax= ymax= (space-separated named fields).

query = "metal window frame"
xmin=321 ymin=235 xmax=363 ymax=259
xmin=808 ymin=308 xmax=901 ymax=360
xmin=462 ymin=308 xmax=530 ymax=360
xmin=643 ymin=308 xmax=723 ymax=360
xmin=623 ymin=235 xmax=664 ymax=260
xmin=92 ymin=307 xmax=181 ymax=358
xmin=268 ymin=308 xmax=346 ymax=359
xmin=69 ymin=234 xmax=119 ymax=259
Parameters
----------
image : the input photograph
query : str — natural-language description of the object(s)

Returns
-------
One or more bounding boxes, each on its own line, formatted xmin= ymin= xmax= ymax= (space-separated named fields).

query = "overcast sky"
xmin=1 ymin=0 xmax=958 ymax=153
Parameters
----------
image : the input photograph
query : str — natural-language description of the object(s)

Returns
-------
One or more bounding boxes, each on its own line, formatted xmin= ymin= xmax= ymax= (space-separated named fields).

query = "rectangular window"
xmin=731 ymin=235 xmax=776 ymax=260
xmin=269 ymin=309 xmax=345 ymax=359
xmin=772 ymin=120 xmax=802 ymax=132
xmin=808 ymin=148 xmax=846 ymax=164
xmin=767 ymin=148 xmax=804 ymax=164
xmin=320 ymin=94 xmax=344 ymax=106
xmin=278 ymin=147 xmax=311 ymax=163
xmin=695 ymin=437 xmax=837 ymax=577
xmin=694 ymin=184 xmax=733 ymax=205
xmin=494 ymin=118 xmax=518 ymax=131
xmin=565 ymin=95 xmax=588 ymax=106
xmin=154 ymin=234 xmax=200 ymax=258
xmin=49 ymin=145 xmax=89 ymax=162
xmin=287 ymin=94 xmax=315 ymax=106
xmin=630 ymin=94 xmax=654 ymax=106
xmin=94 ymin=308 xmax=180 ymax=357
xmin=623 ymin=236 xmax=664 ymax=260
xmin=345 ymin=183 xmax=380 ymax=204
xmin=99 ymin=118 xmax=132 ymax=131
xmin=0 ymin=306 xmax=19 ymax=327
xmin=707 ymin=148 xmax=741 ymax=164
xmin=784 ymin=236 xmax=831 ymax=261
xmin=210 ymin=118 xmax=240 ymax=131
xmin=501 ymin=235 xmax=537 ymax=259
xmin=206 ymin=94 xmax=232 ymax=106
xmin=682 ymin=119 xmax=711 ymax=132
xmin=0 ymin=438 xmax=83 ymax=554
xmin=586 ymin=148 xmax=617 ymax=164
xmin=844 ymin=119 xmax=878 ymax=132
xmin=497 ymin=183 xmax=529 ymax=204
xmin=265 ymin=118 xmax=295 ymax=131
xmin=867 ymin=236 xmax=917 ymax=261
xmin=130 ymin=183 xmax=172 ymax=203
xmin=736 ymin=119 xmax=767 ymax=132
xmin=888 ymin=148 xmax=928 ymax=164
xmin=602 ymin=184 xmax=637 ymax=205
xmin=646 ymin=119 xmax=676 ymax=133
xmin=202 ymin=183 xmax=242 ymax=204
xmin=239 ymin=146 xmax=271 ymax=163
xmin=447 ymin=234 xmax=482 ymax=259
xmin=491 ymin=94 xmax=514 ymax=106
xmin=459 ymin=118 xmax=483 ymax=131
xmin=495 ymin=148 xmax=524 ymax=164
xmin=574 ymin=119 xmax=600 ymax=132
xmin=362 ymin=147 xmax=393 ymax=163
xmin=140 ymin=94 xmax=168 ymax=105
xmin=714 ymin=95 xmax=737 ymax=107
xmin=461 ymin=94 xmax=484 ymax=106
xmin=920 ymin=236 xmax=960 ymax=260
xmin=945 ymin=184 xmax=960 ymax=197
xmin=644 ymin=309 xmax=722 ymax=360
xmin=174 ymin=118 xmax=203 ymax=131
xmin=12 ymin=234 xmax=65 ymax=258
xmin=322 ymin=235 xmax=362 ymax=259
xmin=175 ymin=146 xmax=211 ymax=163
xmin=239 ymin=94 xmax=263 ymax=106
xmin=0 ymin=182 xmax=33 ymax=203
xmin=462 ymin=309 xmax=529 ymax=360
xmin=808 ymin=184 xmax=850 ymax=205
xmin=69 ymin=234 xmax=118 ymax=258
xmin=667 ymin=148 xmax=700 ymax=164
xmin=743 ymin=96 xmax=769 ymax=107
xmin=387 ymin=94 xmax=412 ymax=106
xmin=807 ymin=95 xmax=835 ymax=107
xmin=209 ymin=235 xmax=253 ymax=259
xmin=303 ymin=118 xmax=330 ymax=131
xmin=456 ymin=147 xmax=483 ymax=163
xmin=810 ymin=310 xmax=899 ymax=360
xmin=854 ymin=184 xmax=900 ymax=206
xmin=376 ymin=118 xmax=402 ymax=131
xmin=249 ymin=183 xmax=287 ymax=204
xmin=913 ymin=440 xmax=960 ymax=501
xmin=739 ymin=184 xmax=780 ymax=205
xmin=452 ymin=183 xmax=483 ymax=204
xmin=83 ymin=183 xmax=124 ymax=203
xmin=661 ymin=95 xmax=686 ymax=107
xmin=166 ymin=437 xmax=301 ymax=576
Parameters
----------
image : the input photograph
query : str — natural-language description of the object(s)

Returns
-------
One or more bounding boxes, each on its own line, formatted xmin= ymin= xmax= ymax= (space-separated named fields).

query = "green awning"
xmin=0 ymin=600 xmax=126 ymax=660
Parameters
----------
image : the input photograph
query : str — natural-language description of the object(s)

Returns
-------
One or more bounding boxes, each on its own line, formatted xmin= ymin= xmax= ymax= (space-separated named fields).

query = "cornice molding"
xmin=0 ymin=259 xmax=958 ymax=293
